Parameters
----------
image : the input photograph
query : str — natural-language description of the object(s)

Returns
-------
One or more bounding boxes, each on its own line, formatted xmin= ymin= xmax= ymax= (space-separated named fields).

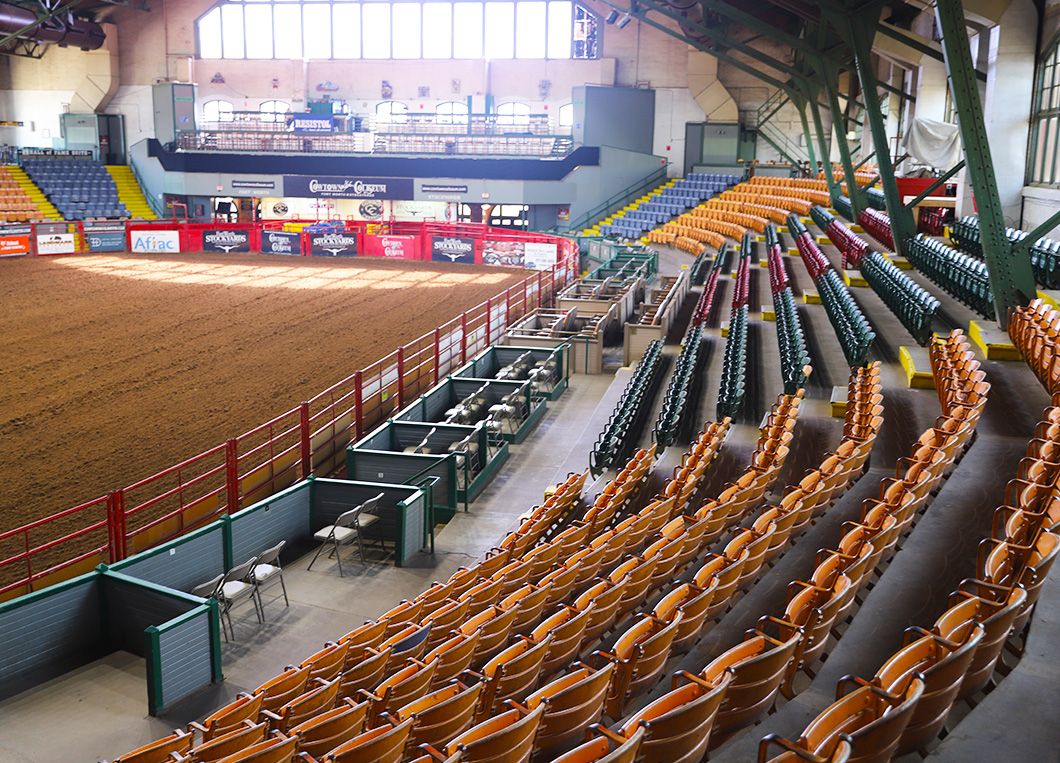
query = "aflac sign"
xmin=132 ymin=230 xmax=180 ymax=254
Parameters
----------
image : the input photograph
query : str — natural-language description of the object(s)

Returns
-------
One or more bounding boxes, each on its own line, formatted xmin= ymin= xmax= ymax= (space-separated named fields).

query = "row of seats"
xmin=654 ymin=323 xmax=706 ymax=447
xmin=759 ymin=334 xmax=1002 ymax=761
xmin=860 ymin=252 xmax=941 ymax=347
xmin=731 ymin=232 xmax=754 ymax=310
xmin=706 ymin=198 xmax=790 ymax=225
xmin=589 ymin=340 xmax=665 ymax=477
xmin=564 ymin=372 xmax=883 ymax=762
xmin=601 ymin=176 xmax=741 ymax=240
xmin=690 ymin=206 xmax=768 ymax=234
xmin=767 ymin=224 xmax=812 ymax=396
xmin=722 ymin=190 xmax=814 ymax=216
xmin=820 ymin=168 xmax=878 ymax=189
xmin=691 ymin=247 xmax=724 ymax=326
xmin=905 ymin=233 xmax=994 ymax=319
xmin=811 ymin=205 xmax=868 ymax=269
xmin=22 ymin=158 xmax=130 ymax=220
xmin=789 ymin=214 xmax=876 ymax=367
xmin=717 ymin=304 xmax=749 ymax=420
xmin=1009 ymin=300 xmax=1060 ymax=395
xmin=865 ymin=186 xmax=887 ymax=211
xmin=751 ymin=176 xmax=830 ymax=191
xmin=949 ymin=215 xmax=1060 ymax=290
xmin=858 ymin=209 xmax=895 ymax=251
xmin=741 ymin=179 xmax=832 ymax=207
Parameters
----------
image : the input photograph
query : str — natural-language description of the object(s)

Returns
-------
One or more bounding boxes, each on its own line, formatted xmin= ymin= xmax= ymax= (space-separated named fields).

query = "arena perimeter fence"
xmin=0 ymin=219 xmax=579 ymax=600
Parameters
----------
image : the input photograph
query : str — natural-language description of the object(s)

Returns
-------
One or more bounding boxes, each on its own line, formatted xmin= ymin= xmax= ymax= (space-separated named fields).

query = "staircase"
xmin=751 ymin=90 xmax=810 ymax=167
xmin=5 ymin=166 xmax=62 ymax=220
xmin=580 ymin=179 xmax=676 ymax=237
xmin=106 ymin=165 xmax=157 ymax=220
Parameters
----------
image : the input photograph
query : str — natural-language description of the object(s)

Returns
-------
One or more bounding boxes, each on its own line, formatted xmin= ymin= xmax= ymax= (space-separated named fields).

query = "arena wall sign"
xmin=202 ymin=228 xmax=251 ymax=253
xmin=283 ymin=175 xmax=415 ymax=200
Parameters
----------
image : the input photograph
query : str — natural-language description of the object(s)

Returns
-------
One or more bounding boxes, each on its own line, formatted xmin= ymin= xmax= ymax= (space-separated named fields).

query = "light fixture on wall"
xmin=616 ymin=13 xmax=633 ymax=29
xmin=210 ymin=72 xmax=225 ymax=84
xmin=605 ymin=9 xmax=619 ymax=24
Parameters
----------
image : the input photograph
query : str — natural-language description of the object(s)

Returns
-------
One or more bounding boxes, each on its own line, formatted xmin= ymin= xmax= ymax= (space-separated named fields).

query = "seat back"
xmin=289 ymin=699 xmax=367 ymax=759
xmin=478 ymin=636 xmax=552 ymax=718
xmin=196 ymin=693 xmax=264 ymax=741
xmin=325 ymin=717 xmax=415 ymax=763
xmin=214 ymin=732 xmax=297 ymax=763
xmin=255 ymin=667 xmax=310 ymax=714
xmin=427 ymin=631 xmax=481 ymax=687
xmin=549 ymin=726 xmax=645 ymax=763
xmin=397 ymin=681 xmax=484 ymax=753
xmin=526 ymin=664 xmax=615 ymax=756
xmin=621 ymin=673 xmax=731 ymax=763
xmin=445 ymin=704 xmax=545 ymax=762
xmin=532 ymin=606 xmax=592 ymax=679
xmin=112 ymin=729 xmax=192 ymax=763
xmin=338 ymin=646 xmax=392 ymax=696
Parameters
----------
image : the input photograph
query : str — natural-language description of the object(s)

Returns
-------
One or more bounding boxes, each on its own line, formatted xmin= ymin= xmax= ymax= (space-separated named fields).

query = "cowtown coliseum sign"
xmin=283 ymin=175 xmax=414 ymax=200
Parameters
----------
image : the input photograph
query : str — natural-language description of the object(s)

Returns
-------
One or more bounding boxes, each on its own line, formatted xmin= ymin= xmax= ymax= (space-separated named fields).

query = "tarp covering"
xmin=904 ymin=118 xmax=962 ymax=169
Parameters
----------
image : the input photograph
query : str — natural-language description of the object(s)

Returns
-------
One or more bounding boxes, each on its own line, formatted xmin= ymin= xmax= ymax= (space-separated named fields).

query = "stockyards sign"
xmin=309 ymin=231 xmax=358 ymax=257
xmin=202 ymin=228 xmax=251 ymax=253
xmin=283 ymin=175 xmax=415 ymax=200
xmin=431 ymin=235 xmax=475 ymax=264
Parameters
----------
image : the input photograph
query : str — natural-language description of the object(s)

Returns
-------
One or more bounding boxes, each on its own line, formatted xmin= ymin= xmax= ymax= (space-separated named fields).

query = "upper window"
xmin=259 ymin=100 xmax=290 ymax=123
xmin=437 ymin=101 xmax=470 ymax=125
xmin=558 ymin=102 xmax=574 ymax=128
xmin=496 ymin=101 xmax=531 ymax=126
xmin=195 ymin=1 xmax=597 ymax=61
xmin=202 ymin=99 xmax=234 ymax=123
xmin=376 ymin=101 xmax=409 ymax=125
xmin=1029 ymin=38 xmax=1060 ymax=186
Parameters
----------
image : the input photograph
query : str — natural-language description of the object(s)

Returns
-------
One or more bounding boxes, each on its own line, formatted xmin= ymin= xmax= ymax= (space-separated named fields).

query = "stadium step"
xmin=1 ymin=165 xmax=62 ymax=221
xmin=106 ymin=165 xmax=157 ymax=220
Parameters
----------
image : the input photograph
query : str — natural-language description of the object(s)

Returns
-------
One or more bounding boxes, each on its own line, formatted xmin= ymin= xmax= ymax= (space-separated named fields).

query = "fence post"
xmin=550 ymin=269 xmax=557 ymax=307
xmin=461 ymin=313 xmax=468 ymax=363
xmin=107 ymin=490 xmax=127 ymax=562
xmin=354 ymin=370 xmax=364 ymax=439
xmin=522 ymin=279 xmax=528 ymax=317
xmin=224 ymin=439 xmax=239 ymax=514
xmin=485 ymin=298 xmax=492 ymax=344
xmin=397 ymin=346 xmax=406 ymax=410
xmin=433 ymin=327 xmax=442 ymax=383
xmin=537 ymin=271 xmax=544 ymax=308
xmin=299 ymin=402 xmax=312 ymax=478
xmin=504 ymin=288 xmax=511 ymax=328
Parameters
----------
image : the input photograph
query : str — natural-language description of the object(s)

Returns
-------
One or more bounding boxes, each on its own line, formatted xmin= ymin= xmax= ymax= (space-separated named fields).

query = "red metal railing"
xmin=0 ymin=222 xmax=577 ymax=600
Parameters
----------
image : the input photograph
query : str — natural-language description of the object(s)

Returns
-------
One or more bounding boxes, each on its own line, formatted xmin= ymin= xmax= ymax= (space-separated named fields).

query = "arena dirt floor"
xmin=0 ymin=253 xmax=526 ymax=546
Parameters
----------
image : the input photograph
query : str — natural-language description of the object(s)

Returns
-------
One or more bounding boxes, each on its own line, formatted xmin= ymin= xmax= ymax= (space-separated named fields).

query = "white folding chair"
xmin=218 ymin=557 xmax=262 ymax=641
xmin=252 ymin=540 xmax=289 ymax=614
xmin=308 ymin=493 xmax=384 ymax=575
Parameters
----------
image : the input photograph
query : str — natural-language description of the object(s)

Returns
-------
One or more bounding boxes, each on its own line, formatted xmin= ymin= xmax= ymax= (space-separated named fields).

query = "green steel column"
xmin=807 ymin=89 xmax=841 ymax=201
xmin=822 ymin=65 xmax=866 ymax=216
xmin=935 ymin=0 xmax=1036 ymax=322
xmin=797 ymin=98 xmax=819 ymax=178
xmin=839 ymin=11 xmax=916 ymax=256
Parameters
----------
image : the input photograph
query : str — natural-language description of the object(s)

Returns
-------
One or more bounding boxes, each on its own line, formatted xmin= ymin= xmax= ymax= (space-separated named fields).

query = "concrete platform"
xmin=968 ymin=319 xmax=1021 ymax=361
xmin=787 ymin=247 xmax=801 ymax=257
xmin=803 ymin=290 xmax=821 ymax=304
xmin=1036 ymin=289 xmax=1060 ymax=309
xmin=760 ymin=304 xmax=776 ymax=321
xmin=829 ymin=385 xmax=848 ymax=417
xmin=817 ymin=235 xmax=833 ymax=246
xmin=843 ymin=269 xmax=868 ymax=287
xmin=899 ymin=345 xmax=936 ymax=388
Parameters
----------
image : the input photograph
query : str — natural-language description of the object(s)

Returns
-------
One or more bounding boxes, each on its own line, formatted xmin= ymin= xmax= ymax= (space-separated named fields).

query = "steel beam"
xmin=878 ymin=22 xmax=988 ymax=83
xmin=935 ymin=0 xmax=1036 ymax=322
xmin=1011 ymin=210 xmax=1060 ymax=261
xmin=835 ymin=8 xmax=916 ymax=255
xmin=822 ymin=64 xmax=866 ymax=216
xmin=797 ymin=98 xmax=819 ymax=177
xmin=806 ymin=84 xmax=843 ymax=200
xmin=902 ymin=161 xmax=966 ymax=210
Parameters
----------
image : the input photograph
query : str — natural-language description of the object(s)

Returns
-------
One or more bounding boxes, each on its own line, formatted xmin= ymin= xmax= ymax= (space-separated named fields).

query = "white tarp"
xmin=904 ymin=118 xmax=963 ymax=170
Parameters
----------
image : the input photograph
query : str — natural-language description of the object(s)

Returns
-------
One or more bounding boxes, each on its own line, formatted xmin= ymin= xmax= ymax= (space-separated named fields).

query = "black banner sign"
xmin=309 ymin=231 xmax=358 ymax=257
xmin=261 ymin=231 xmax=302 ymax=255
xmin=431 ymin=235 xmax=475 ymax=264
xmin=202 ymin=228 xmax=251 ymax=253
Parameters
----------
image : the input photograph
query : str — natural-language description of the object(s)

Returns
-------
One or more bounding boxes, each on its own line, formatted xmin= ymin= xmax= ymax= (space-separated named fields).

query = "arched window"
xmin=202 ymin=99 xmax=234 ymax=124
xmin=376 ymin=101 xmax=409 ymax=125
xmin=496 ymin=101 xmax=531 ymax=127
xmin=436 ymin=101 xmax=469 ymax=125
xmin=259 ymin=100 xmax=291 ymax=123
xmin=558 ymin=103 xmax=574 ymax=129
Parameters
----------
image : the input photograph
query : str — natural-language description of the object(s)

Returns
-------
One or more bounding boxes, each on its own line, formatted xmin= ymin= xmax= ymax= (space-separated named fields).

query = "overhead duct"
xmin=0 ymin=3 xmax=105 ymax=51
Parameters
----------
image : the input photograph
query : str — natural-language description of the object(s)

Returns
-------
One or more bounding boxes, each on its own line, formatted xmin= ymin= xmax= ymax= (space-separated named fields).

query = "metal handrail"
xmin=560 ymin=166 xmax=669 ymax=233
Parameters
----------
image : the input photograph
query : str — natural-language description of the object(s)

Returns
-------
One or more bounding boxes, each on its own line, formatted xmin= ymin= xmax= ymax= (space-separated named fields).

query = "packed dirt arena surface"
xmin=0 ymin=253 xmax=525 ymax=536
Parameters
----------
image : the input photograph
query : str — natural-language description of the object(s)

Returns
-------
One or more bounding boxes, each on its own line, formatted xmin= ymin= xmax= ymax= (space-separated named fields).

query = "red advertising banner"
xmin=363 ymin=234 xmax=421 ymax=260
xmin=0 ymin=234 xmax=31 ymax=257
